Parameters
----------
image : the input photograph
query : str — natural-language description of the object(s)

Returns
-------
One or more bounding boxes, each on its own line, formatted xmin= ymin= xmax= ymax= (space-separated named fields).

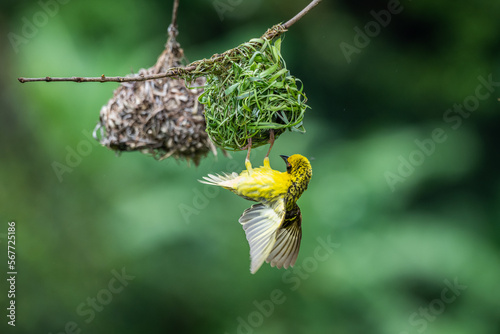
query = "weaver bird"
xmin=199 ymin=152 xmax=312 ymax=274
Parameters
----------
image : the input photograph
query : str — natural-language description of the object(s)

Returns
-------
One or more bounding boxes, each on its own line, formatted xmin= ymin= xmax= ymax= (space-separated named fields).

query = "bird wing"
xmin=266 ymin=207 xmax=302 ymax=269
xmin=239 ymin=200 xmax=285 ymax=274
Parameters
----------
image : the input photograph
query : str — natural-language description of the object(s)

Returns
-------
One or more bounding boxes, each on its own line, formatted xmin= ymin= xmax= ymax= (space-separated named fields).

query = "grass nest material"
xmin=185 ymin=27 xmax=309 ymax=151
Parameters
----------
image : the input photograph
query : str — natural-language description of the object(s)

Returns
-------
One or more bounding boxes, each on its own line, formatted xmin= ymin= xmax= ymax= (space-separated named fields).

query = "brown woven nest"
xmin=93 ymin=29 xmax=216 ymax=165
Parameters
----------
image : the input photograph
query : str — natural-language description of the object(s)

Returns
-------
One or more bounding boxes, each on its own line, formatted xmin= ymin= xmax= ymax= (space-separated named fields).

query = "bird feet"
xmin=245 ymin=137 xmax=253 ymax=173
xmin=265 ymin=129 xmax=275 ymax=159
xmin=245 ymin=129 xmax=275 ymax=172
xmin=263 ymin=129 xmax=275 ymax=169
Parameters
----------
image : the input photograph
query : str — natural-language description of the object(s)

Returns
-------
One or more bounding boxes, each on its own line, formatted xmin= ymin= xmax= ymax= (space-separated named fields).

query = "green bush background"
xmin=1 ymin=0 xmax=499 ymax=333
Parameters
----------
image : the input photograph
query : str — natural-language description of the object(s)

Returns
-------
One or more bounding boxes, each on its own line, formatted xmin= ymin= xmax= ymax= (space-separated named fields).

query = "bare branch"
xmin=168 ymin=0 xmax=180 ymax=37
xmin=283 ymin=0 xmax=322 ymax=29
xmin=17 ymin=67 xmax=195 ymax=83
xmin=171 ymin=0 xmax=179 ymax=29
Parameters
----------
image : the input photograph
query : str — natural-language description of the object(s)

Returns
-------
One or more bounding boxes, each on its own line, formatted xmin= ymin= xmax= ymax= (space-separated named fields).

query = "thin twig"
xmin=17 ymin=69 xmax=193 ymax=83
xmin=283 ymin=0 xmax=322 ymax=29
xmin=171 ymin=0 xmax=179 ymax=29
xmin=17 ymin=0 xmax=322 ymax=84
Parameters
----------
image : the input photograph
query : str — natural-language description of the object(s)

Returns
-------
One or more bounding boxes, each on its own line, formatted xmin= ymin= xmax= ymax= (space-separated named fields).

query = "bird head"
xmin=280 ymin=154 xmax=312 ymax=189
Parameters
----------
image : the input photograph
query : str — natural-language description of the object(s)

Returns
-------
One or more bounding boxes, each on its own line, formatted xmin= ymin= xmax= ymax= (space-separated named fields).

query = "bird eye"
xmin=286 ymin=164 xmax=292 ymax=173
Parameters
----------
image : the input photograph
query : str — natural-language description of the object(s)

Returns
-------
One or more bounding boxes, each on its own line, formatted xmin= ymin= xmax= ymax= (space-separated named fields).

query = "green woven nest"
xmin=198 ymin=37 xmax=309 ymax=151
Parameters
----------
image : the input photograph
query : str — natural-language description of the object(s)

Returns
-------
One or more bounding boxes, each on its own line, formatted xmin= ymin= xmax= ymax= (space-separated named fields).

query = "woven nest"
xmin=188 ymin=30 xmax=309 ymax=151
xmin=94 ymin=31 xmax=216 ymax=165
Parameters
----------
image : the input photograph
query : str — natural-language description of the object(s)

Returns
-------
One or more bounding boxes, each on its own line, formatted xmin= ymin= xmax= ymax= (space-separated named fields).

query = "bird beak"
xmin=280 ymin=155 xmax=289 ymax=163
xmin=280 ymin=155 xmax=291 ymax=171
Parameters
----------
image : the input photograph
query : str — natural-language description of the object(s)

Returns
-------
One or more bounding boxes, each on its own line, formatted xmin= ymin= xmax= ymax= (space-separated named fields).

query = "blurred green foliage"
xmin=1 ymin=0 xmax=499 ymax=333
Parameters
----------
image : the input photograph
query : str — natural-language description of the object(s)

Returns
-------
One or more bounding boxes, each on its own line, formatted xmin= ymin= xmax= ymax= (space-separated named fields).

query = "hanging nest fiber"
xmin=185 ymin=25 xmax=309 ymax=151
xmin=94 ymin=28 xmax=216 ymax=165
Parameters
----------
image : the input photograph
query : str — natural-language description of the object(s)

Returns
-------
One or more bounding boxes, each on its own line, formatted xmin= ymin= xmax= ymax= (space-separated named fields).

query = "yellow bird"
xmin=199 ymin=153 xmax=312 ymax=274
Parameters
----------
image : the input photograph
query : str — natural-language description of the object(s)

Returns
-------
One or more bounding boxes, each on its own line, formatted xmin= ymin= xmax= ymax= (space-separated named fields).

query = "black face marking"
xmin=280 ymin=155 xmax=290 ymax=172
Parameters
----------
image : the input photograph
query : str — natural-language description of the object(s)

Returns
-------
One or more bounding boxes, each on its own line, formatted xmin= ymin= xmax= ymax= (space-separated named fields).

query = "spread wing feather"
xmin=266 ymin=217 xmax=302 ymax=269
xmin=239 ymin=200 xmax=285 ymax=274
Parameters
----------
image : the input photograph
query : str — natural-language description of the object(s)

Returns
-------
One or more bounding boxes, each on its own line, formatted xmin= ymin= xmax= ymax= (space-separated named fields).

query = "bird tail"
xmin=198 ymin=172 xmax=239 ymax=188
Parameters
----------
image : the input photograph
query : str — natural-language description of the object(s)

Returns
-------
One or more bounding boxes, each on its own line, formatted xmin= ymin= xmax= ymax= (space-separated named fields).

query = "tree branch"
xmin=168 ymin=0 xmax=179 ymax=37
xmin=17 ymin=0 xmax=322 ymax=84
xmin=17 ymin=70 xmax=193 ymax=83
xmin=283 ymin=0 xmax=322 ymax=29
